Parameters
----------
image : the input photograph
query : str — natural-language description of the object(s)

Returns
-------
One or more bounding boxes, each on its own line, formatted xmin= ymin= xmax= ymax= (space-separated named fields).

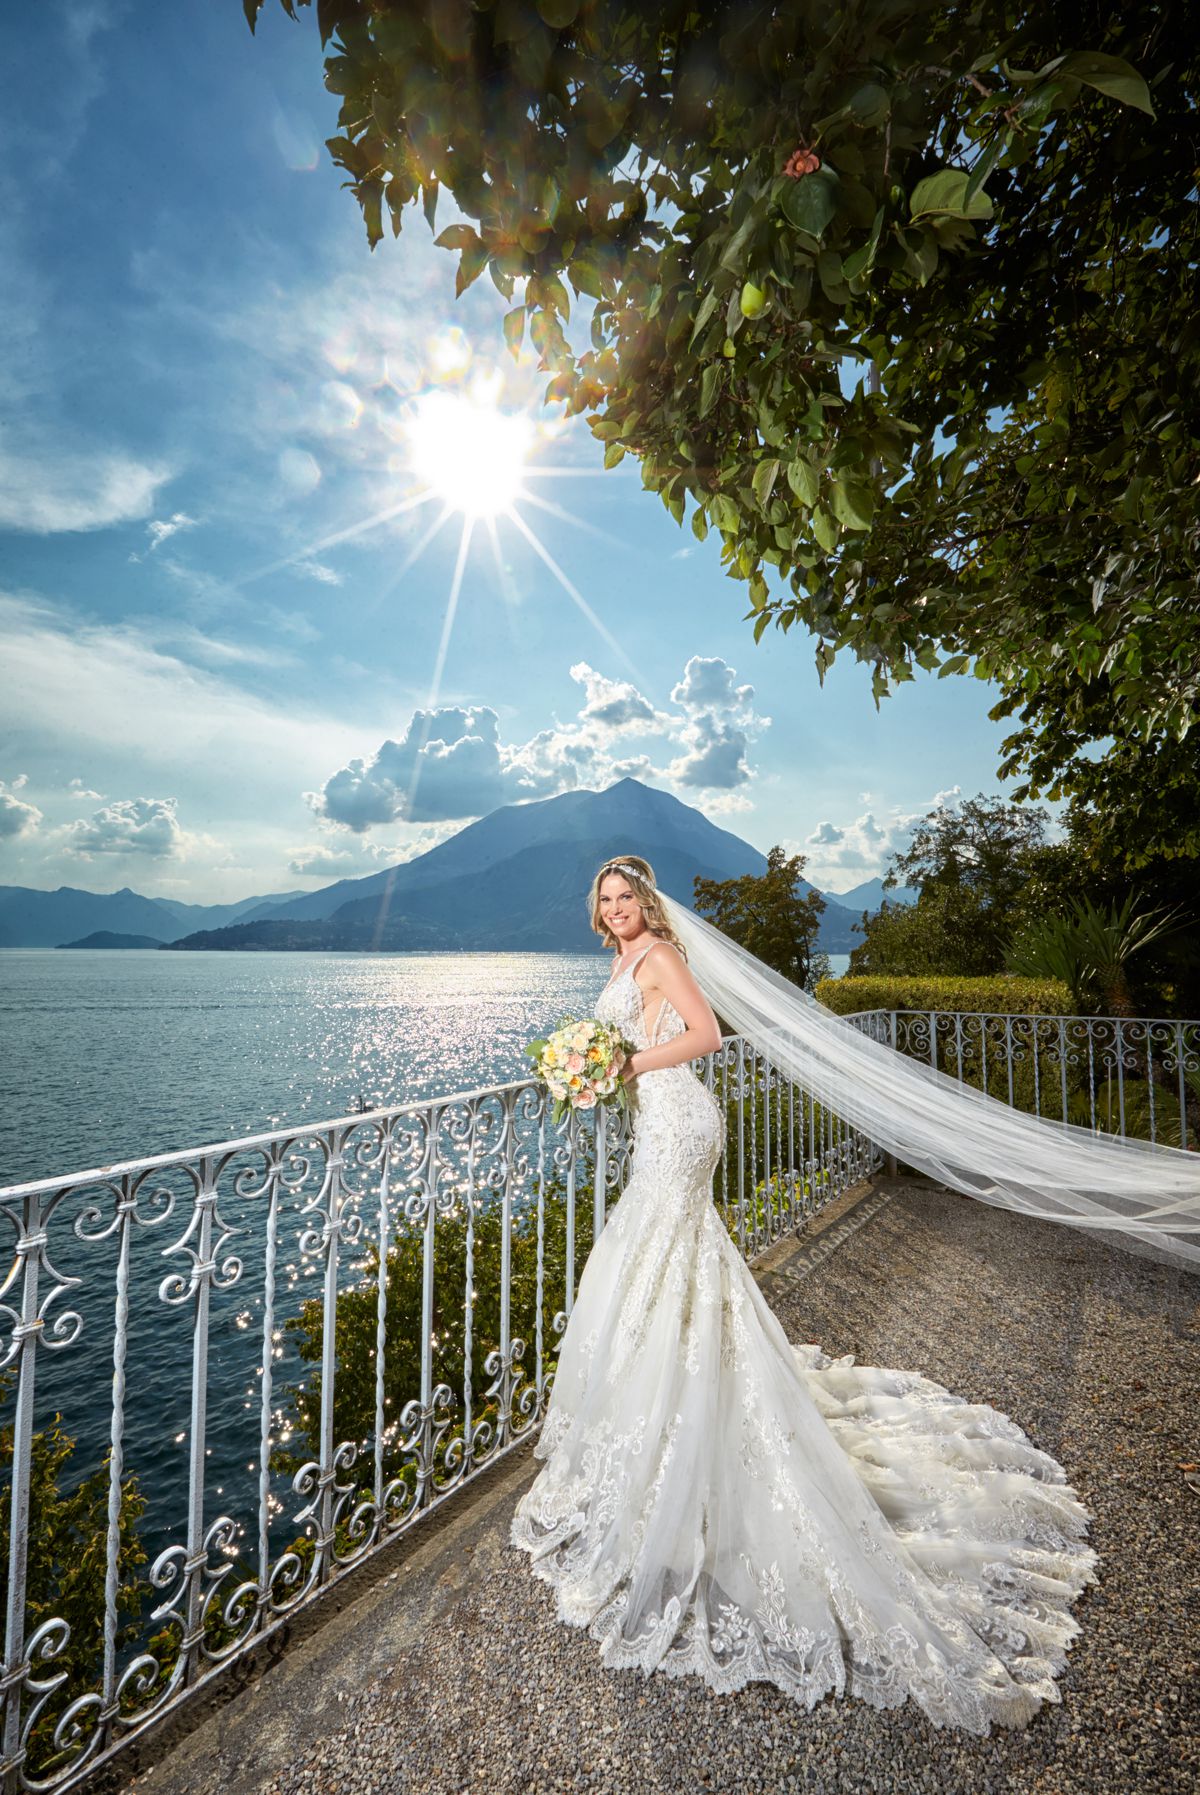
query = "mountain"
xmin=57 ymin=931 xmax=165 ymax=949
xmin=827 ymin=877 xmax=918 ymax=912
xmin=3 ymin=780 xmax=867 ymax=954
xmin=167 ymin=778 xmax=864 ymax=954
xmin=0 ymin=884 xmax=310 ymax=949
xmin=160 ymin=914 xmax=454 ymax=953
xmin=150 ymin=890 xmax=309 ymax=929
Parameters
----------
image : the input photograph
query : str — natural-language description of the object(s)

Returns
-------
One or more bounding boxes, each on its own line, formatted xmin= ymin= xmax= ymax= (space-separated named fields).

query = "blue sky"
xmin=0 ymin=1 xmax=1026 ymax=904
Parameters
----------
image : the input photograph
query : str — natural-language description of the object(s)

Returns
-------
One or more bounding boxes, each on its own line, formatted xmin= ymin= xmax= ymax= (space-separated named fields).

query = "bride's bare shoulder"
xmin=641 ymin=937 xmax=685 ymax=976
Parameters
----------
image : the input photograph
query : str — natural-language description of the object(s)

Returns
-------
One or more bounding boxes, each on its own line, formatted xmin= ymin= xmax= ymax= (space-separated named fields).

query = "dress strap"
xmin=602 ymin=940 xmax=659 ymax=994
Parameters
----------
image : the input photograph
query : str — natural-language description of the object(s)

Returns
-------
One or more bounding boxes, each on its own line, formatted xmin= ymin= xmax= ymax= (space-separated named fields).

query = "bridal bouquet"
xmin=525 ymin=1016 xmax=634 ymax=1124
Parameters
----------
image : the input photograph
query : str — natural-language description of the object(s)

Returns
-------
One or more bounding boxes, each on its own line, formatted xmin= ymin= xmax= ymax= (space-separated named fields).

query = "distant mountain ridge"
xmin=4 ymin=780 xmax=881 ymax=953
xmin=827 ymin=877 xmax=918 ymax=911
xmin=57 ymin=931 xmax=165 ymax=950
xmin=0 ymin=884 xmax=308 ymax=949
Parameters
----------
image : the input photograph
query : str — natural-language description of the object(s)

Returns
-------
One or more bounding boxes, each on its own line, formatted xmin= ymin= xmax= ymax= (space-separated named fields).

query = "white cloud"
xmin=68 ymin=777 xmax=104 ymax=799
xmin=795 ymin=786 xmax=964 ymax=891
xmin=66 ymin=796 xmax=188 ymax=859
xmin=0 ymin=590 xmax=365 ymax=808
xmin=310 ymin=653 xmax=771 ymax=833
xmin=0 ymin=441 xmax=172 ymax=534
xmin=141 ymin=511 xmax=199 ymax=555
xmin=288 ymin=842 xmax=381 ymax=877
xmin=310 ymin=707 xmax=510 ymax=831
xmin=667 ymin=656 xmax=768 ymax=792
xmin=0 ymin=781 xmax=42 ymax=839
xmin=294 ymin=559 xmax=343 ymax=586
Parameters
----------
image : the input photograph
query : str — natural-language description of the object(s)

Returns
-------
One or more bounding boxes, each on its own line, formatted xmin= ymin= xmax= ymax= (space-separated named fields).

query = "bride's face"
xmin=599 ymin=874 xmax=641 ymax=945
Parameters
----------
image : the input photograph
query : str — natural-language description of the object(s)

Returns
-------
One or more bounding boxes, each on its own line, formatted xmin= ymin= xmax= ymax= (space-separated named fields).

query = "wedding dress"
xmin=509 ymin=942 xmax=1100 ymax=1735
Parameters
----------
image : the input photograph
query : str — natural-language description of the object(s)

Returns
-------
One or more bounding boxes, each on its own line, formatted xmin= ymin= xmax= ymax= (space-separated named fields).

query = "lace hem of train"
xmin=509 ymin=1345 xmax=1100 ymax=1738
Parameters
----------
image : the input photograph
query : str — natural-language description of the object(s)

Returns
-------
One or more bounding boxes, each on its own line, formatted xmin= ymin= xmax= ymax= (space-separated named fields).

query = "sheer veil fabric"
xmin=510 ymin=932 xmax=1110 ymax=1735
xmin=658 ymin=891 xmax=1200 ymax=1270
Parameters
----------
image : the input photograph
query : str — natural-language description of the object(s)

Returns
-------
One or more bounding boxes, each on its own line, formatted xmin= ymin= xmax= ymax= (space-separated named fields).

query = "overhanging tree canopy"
xmin=248 ymin=1 xmax=1199 ymax=852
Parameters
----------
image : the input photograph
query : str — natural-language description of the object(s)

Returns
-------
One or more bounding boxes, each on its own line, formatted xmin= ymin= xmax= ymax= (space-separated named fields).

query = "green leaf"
xmin=691 ymin=506 xmax=709 ymax=542
xmin=786 ymin=459 xmax=819 ymax=507
xmin=830 ymin=479 xmax=876 ymax=530
xmin=603 ymin=442 xmax=626 ymax=468
xmin=711 ymin=493 xmax=740 ymax=533
xmin=421 ymin=180 xmax=439 ymax=232
xmin=689 ymin=287 xmax=720 ymax=347
xmin=435 ymin=224 xmax=481 ymax=251
xmin=1054 ymin=50 xmax=1155 ymax=117
xmin=780 ymin=169 xmax=839 ymax=239
xmin=963 ymin=132 xmax=1007 ymax=210
xmin=537 ymin=0 xmax=580 ymax=22
xmin=503 ymin=307 xmax=525 ymax=358
xmin=910 ymin=170 xmax=994 ymax=221
xmin=698 ymin=361 xmax=724 ymax=419
xmin=848 ymin=82 xmax=890 ymax=126
xmin=752 ymin=459 xmax=780 ymax=508
xmin=937 ymin=654 xmax=971 ymax=678
xmin=812 ymin=505 xmax=839 ymax=553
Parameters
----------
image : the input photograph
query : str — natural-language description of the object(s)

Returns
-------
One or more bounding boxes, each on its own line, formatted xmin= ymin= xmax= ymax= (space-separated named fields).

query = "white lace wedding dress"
xmin=509 ymin=945 xmax=1100 ymax=1734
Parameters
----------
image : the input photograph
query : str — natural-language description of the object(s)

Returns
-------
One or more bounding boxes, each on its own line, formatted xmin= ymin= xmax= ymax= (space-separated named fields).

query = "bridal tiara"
xmin=605 ymin=860 xmax=654 ymax=886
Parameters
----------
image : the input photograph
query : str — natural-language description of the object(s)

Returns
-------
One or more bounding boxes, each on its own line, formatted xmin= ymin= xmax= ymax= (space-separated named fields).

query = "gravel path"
xmin=132 ymin=1179 xmax=1200 ymax=1795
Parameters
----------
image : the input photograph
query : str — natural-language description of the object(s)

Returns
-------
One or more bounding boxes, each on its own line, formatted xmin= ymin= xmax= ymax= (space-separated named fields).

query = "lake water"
xmin=0 ymin=946 xmax=850 ymax=1569
xmin=0 ymin=947 xmax=852 ymax=1187
xmin=0 ymin=948 xmax=614 ymax=1187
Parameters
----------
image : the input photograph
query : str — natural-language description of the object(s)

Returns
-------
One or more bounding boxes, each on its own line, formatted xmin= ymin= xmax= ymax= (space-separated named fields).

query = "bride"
xmin=509 ymin=853 xmax=1108 ymax=1735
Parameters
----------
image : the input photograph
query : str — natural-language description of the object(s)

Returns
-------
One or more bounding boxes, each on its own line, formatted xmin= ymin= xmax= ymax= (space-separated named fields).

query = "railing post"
xmin=2 ymin=1191 xmax=42 ymax=1793
xmin=183 ymin=1160 xmax=217 ymax=1686
xmin=593 ymin=1108 xmax=607 ymax=1244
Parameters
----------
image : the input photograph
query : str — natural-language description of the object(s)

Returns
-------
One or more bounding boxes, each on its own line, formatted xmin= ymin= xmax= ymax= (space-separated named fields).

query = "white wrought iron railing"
xmin=845 ymin=1009 xmax=1200 ymax=1149
xmin=4 ymin=1008 xmax=1194 ymax=1794
xmin=0 ymin=1034 xmax=874 ymax=1795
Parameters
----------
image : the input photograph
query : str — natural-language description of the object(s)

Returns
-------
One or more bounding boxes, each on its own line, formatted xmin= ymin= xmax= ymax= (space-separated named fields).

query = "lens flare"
xmin=406 ymin=390 xmax=533 ymax=518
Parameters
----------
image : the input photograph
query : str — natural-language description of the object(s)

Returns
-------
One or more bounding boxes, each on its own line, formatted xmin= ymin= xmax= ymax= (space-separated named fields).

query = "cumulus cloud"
xmin=66 ymin=796 xmax=189 ymax=859
xmin=796 ymin=786 xmax=964 ymax=891
xmin=0 ymin=779 xmax=42 ymax=839
xmin=310 ymin=654 xmax=771 ymax=834
xmin=288 ymin=841 xmax=388 ymax=877
xmin=667 ymin=657 xmax=768 ymax=792
xmin=310 ymin=708 xmax=512 ymax=832
xmin=68 ymin=777 xmax=104 ymax=799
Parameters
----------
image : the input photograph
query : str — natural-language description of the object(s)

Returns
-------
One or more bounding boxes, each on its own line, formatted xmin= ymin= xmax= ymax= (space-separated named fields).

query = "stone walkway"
xmin=123 ymin=1178 xmax=1200 ymax=1795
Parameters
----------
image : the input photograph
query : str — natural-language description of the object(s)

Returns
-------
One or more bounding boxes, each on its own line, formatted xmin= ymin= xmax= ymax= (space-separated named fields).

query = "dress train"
xmin=509 ymin=947 xmax=1099 ymax=1735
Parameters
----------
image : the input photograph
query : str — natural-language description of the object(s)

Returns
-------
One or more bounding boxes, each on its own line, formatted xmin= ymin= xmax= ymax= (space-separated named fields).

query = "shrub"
xmin=815 ymin=974 xmax=1073 ymax=1017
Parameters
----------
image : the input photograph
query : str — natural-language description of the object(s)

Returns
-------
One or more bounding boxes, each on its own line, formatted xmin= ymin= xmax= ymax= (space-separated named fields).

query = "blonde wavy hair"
xmin=588 ymin=855 xmax=688 ymax=959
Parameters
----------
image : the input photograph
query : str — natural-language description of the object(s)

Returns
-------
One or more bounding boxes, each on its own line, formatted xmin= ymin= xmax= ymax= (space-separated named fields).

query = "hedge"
xmin=814 ymin=975 xmax=1074 ymax=1018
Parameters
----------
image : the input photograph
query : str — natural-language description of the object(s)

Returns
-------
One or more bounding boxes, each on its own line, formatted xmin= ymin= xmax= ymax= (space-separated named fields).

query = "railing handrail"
xmin=5 ymin=1011 xmax=1194 ymax=1202
xmin=0 ymin=1073 xmax=545 ymax=1203
xmin=842 ymin=1005 xmax=1198 ymax=1027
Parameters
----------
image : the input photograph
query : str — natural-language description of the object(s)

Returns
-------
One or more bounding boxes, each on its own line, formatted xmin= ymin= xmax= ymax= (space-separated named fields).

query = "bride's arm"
xmin=624 ymin=941 xmax=722 ymax=1076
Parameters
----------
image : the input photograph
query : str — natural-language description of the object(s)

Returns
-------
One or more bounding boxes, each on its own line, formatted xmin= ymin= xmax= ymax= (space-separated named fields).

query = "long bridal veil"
xmin=658 ymin=891 xmax=1200 ymax=1270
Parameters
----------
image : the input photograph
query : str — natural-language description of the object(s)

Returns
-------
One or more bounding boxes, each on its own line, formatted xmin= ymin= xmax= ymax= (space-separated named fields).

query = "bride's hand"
xmin=618 ymin=1050 xmax=639 ymax=1082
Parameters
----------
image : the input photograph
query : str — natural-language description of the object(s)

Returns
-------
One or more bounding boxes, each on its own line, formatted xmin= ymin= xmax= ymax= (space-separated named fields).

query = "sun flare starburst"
xmin=405 ymin=389 xmax=534 ymax=519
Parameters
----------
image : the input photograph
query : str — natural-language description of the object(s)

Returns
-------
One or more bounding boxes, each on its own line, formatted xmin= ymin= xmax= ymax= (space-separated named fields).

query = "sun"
xmin=406 ymin=388 xmax=534 ymax=519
